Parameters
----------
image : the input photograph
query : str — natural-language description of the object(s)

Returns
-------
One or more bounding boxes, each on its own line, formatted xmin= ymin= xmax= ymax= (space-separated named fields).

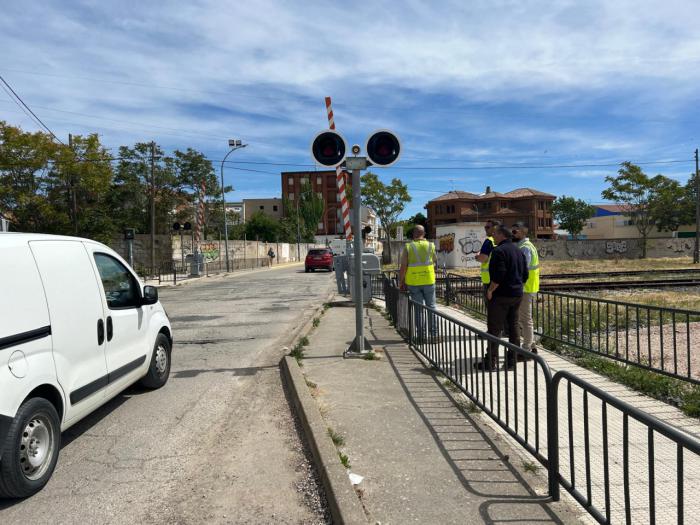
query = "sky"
xmin=2 ymin=0 xmax=700 ymax=218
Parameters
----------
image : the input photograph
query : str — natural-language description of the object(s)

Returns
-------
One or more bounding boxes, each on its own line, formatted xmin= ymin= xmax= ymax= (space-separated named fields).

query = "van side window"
xmin=94 ymin=253 xmax=140 ymax=309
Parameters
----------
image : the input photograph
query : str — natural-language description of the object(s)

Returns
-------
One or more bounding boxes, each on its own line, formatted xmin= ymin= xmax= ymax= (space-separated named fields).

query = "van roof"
xmin=0 ymin=232 xmax=106 ymax=248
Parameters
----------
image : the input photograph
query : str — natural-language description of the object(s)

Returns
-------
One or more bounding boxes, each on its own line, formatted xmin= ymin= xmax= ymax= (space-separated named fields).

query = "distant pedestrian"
xmin=267 ymin=247 xmax=275 ymax=267
xmin=334 ymin=251 xmax=348 ymax=295
xmin=399 ymin=224 xmax=438 ymax=341
xmin=512 ymin=222 xmax=539 ymax=354
xmin=477 ymin=225 xmax=528 ymax=371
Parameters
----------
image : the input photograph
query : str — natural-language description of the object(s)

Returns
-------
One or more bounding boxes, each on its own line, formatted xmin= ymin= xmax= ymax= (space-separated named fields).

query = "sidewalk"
xmin=436 ymin=302 xmax=700 ymax=525
xmin=298 ymin=299 xmax=585 ymax=524
xmin=144 ymin=261 xmax=303 ymax=287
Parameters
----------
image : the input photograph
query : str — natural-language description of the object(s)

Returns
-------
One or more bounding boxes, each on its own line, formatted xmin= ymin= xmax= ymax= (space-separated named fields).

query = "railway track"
xmin=540 ymin=278 xmax=700 ymax=290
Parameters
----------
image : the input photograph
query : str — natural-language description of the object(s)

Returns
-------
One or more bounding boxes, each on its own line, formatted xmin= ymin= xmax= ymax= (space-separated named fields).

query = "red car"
xmin=305 ymin=248 xmax=334 ymax=272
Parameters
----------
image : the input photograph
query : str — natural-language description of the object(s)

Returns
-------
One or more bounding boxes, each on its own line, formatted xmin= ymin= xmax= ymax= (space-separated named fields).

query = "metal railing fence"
xmin=434 ymin=273 xmax=700 ymax=386
xmin=381 ymin=277 xmax=700 ymax=525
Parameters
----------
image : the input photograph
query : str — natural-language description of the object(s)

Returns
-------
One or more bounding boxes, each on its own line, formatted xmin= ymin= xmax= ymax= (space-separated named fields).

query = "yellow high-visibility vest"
xmin=480 ymin=236 xmax=495 ymax=284
xmin=519 ymin=238 xmax=540 ymax=293
xmin=405 ymin=240 xmax=436 ymax=286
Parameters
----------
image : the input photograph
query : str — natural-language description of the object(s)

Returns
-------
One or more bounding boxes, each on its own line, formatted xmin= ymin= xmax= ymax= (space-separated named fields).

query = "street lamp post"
xmin=221 ymin=139 xmax=247 ymax=272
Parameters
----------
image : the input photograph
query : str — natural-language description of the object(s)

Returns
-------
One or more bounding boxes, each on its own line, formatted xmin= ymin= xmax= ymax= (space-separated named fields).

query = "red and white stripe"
xmin=194 ymin=178 xmax=206 ymax=247
xmin=325 ymin=96 xmax=353 ymax=240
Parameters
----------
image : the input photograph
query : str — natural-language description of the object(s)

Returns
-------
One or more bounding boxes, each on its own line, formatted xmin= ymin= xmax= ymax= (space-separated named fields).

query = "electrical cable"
xmin=0 ymin=73 xmax=64 ymax=144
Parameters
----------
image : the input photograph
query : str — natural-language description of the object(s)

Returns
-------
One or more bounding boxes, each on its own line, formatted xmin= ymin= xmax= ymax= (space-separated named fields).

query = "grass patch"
xmin=298 ymin=335 xmax=310 ymax=347
xmin=312 ymin=317 xmax=321 ymax=328
xmin=363 ymin=352 xmax=379 ymax=361
xmin=327 ymin=427 xmax=346 ymax=447
xmin=323 ymin=302 xmax=332 ymax=311
xmin=338 ymin=452 xmax=351 ymax=469
xmin=542 ymin=337 xmax=700 ymax=417
xmin=522 ymin=461 xmax=540 ymax=473
xmin=289 ymin=341 xmax=306 ymax=364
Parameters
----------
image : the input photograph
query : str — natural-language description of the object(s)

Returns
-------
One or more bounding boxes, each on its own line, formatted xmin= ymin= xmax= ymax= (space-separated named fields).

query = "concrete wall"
xmin=110 ymin=234 xmax=172 ymax=271
xmin=171 ymin=235 xmax=319 ymax=265
xmin=383 ymin=237 xmax=698 ymax=266
xmin=582 ymin=215 xmax=697 ymax=240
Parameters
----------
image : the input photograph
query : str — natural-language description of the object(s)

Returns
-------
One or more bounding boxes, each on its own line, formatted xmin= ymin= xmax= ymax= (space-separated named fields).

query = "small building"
xmin=425 ymin=187 xmax=555 ymax=239
xmin=582 ymin=205 xmax=697 ymax=240
xmin=225 ymin=201 xmax=244 ymax=224
xmin=243 ymin=198 xmax=283 ymax=222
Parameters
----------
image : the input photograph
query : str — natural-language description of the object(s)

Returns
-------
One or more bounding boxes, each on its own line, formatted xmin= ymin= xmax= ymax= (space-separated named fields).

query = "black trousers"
xmin=485 ymin=295 xmax=522 ymax=364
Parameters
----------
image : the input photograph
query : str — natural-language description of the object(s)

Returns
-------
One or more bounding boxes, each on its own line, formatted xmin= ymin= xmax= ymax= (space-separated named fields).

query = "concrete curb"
xmin=281 ymin=355 xmax=368 ymax=525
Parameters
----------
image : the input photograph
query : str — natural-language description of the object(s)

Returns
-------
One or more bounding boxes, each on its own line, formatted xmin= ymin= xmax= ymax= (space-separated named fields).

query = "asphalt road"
xmin=0 ymin=265 xmax=335 ymax=524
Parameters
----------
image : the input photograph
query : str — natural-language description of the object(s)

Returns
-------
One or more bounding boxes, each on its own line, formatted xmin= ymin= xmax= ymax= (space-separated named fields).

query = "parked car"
xmin=0 ymin=233 xmax=172 ymax=498
xmin=305 ymin=248 xmax=334 ymax=272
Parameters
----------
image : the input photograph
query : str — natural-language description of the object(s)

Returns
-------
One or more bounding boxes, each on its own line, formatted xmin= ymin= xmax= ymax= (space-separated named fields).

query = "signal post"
xmin=311 ymin=128 xmax=401 ymax=356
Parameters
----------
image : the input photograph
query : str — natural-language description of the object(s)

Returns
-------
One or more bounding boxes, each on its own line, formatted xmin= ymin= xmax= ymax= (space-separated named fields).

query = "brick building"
xmin=425 ymin=187 xmax=555 ymax=238
xmin=281 ymin=170 xmax=347 ymax=236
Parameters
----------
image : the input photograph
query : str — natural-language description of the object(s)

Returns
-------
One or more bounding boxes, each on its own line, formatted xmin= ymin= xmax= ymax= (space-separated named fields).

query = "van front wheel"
xmin=0 ymin=398 xmax=61 ymax=499
xmin=140 ymin=333 xmax=171 ymax=389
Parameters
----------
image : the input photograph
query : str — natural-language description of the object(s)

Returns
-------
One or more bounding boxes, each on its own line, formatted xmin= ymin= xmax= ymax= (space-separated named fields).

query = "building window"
xmin=317 ymin=176 xmax=322 ymax=185
xmin=273 ymin=205 xmax=278 ymax=212
xmin=289 ymin=193 xmax=294 ymax=200
xmin=288 ymin=177 xmax=294 ymax=186
xmin=259 ymin=205 xmax=264 ymax=210
xmin=318 ymin=222 xmax=324 ymax=231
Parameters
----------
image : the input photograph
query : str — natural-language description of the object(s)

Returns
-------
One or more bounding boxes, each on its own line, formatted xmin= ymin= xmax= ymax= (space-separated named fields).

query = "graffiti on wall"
xmin=458 ymin=230 xmax=481 ymax=265
xmin=538 ymin=246 xmax=555 ymax=258
xmin=200 ymin=242 xmax=220 ymax=262
xmin=605 ymin=240 xmax=627 ymax=254
xmin=438 ymin=233 xmax=455 ymax=253
xmin=565 ymin=241 xmax=596 ymax=258
xmin=666 ymin=239 xmax=694 ymax=253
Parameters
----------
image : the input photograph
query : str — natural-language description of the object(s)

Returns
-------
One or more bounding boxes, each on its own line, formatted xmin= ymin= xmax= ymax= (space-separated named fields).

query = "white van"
xmin=0 ymin=233 xmax=172 ymax=498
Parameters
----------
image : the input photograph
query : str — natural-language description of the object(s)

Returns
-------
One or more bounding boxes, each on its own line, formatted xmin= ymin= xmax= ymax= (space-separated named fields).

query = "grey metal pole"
xmin=296 ymin=196 xmax=301 ymax=261
xmin=220 ymin=143 xmax=247 ymax=272
xmin=352 ymin=168 xmax=364 ymax=352
xmin=695 ymin=148 xmax=699 ymax=264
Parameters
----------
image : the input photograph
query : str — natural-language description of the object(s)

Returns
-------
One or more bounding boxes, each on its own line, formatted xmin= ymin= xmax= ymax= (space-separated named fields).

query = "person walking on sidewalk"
xmin=267 ymin=247 xmax=275 ymax=267
xmin=512 ymin=222 xmax=539 ymax=354
xmin=399 ymin=225 xmax=438 ymax=341
xmin=477 ymin=225 xmax=528 ymax=371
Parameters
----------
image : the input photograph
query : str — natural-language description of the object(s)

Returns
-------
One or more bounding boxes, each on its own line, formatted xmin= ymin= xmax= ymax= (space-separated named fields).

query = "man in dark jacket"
xmin=477 ymin=225 xmax=528 ymax=370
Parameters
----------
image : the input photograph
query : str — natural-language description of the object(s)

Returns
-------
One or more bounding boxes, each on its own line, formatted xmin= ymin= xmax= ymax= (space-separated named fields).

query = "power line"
xmin=0 ymin=73 xmax=64 ymax=144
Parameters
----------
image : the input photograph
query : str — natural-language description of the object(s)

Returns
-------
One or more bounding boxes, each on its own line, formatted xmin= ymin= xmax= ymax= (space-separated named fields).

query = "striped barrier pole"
xmin=325 ymin=96 xmax=353 ymax=240
xmin=193 ymin=178 xmax=206 ymax=273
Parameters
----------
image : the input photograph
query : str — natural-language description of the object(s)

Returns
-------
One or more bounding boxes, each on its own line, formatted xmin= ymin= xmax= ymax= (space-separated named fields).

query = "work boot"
xmin=505 ymin=353 xmax=517 ymax=370
xmin=475 ymin=356 xmax=497 ymax=371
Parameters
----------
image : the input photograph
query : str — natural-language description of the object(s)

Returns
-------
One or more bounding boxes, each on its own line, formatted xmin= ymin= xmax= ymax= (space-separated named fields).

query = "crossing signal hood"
xmin=311 ymin=130 xmax=347 ymax=167
xmin=366 ymin=129 xmax=401 ymax=167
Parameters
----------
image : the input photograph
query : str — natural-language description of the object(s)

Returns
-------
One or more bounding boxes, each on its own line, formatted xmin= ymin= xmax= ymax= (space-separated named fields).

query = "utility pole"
xmin=69 ymin=134 xmax=78 ymax=235
xmin=150 ymin=141 xmax=156 ymax=274
xmin=695 ymin=148 xmax=699 ymax=264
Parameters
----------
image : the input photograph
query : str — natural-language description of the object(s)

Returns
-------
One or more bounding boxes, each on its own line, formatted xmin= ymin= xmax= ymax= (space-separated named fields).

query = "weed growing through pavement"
xmin=305 ymin=378 xmax=317 ymax=389
xmin=323 ymin=302 xmax=331 ymax=312
xmin=522 ymin=461 xmax=540 ymax=473
xmin=299 ymin=335 xmax=310 ymax=347
xmin=289 ymin=342 xmax=305 ymax=365
xmin=442 ymin=378 xmax=461 ymax=393
xmin=459 ymin=399 xmax=480 ymax=414
xmin=312 ymin=317 xmax=321 ymax=328
xmin=338 ymin=452 xmax=351 ymax=469
xmin=363 ymin=352 xmax=379 ymax=361
xmin=327 ymin=427 xmax=346 ymax=447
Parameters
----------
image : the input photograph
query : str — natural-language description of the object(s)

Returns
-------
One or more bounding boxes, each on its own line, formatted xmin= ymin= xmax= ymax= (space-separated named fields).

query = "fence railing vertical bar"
xmin=382 ymin=275 xmax=700 ymax=523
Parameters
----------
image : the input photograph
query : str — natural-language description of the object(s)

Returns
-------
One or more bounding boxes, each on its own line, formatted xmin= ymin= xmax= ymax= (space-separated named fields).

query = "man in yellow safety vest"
xmin=399 ymin=224 xmax=438 ymax=339
xmin=512 ymin=222 xmax=540 ymax=353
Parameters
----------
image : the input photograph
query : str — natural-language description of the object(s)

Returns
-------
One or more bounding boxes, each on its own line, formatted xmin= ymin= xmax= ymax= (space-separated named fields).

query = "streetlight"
xmin=221 ymin=139 xmax=247 ymax=272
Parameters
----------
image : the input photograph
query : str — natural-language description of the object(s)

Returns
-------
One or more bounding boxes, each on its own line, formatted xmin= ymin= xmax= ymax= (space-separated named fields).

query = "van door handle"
xmin=97 ymin=319 xmax=105 ymax=345
xmin=106 ymin=316 xmax=113 ymax=341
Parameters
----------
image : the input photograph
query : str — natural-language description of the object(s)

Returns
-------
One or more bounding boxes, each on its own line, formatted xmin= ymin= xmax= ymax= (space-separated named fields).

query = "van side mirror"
xmin=142 ymin=285 xmax=159 ymax=305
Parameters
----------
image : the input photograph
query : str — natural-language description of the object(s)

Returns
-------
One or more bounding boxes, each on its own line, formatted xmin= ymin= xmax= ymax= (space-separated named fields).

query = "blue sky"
xmin=2 ymin=0 xmax=700 ymax=218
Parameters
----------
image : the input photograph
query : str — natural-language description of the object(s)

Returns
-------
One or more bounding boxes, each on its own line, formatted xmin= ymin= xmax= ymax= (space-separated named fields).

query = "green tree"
xmin=298 ymin=183 xmax=325 ymax=241
xmin=551 ymin=196 xmax=595 ymax=240
xmin=244 ymin=211 xmax=280 ymax=242
xmin=0 ymin=121 xmax=62 ymax=234
xmin=403 ymin=211 xmax=428 ymax=238
xmin=110 ymin=142 xmax=179 ymax=235
xmin=648 ymin=177 xmax=687 ymax=233
xmin=360 ymin=172 xmax=411 ymax=262
xmin=601 ymin=162 xmax=678 ymax=257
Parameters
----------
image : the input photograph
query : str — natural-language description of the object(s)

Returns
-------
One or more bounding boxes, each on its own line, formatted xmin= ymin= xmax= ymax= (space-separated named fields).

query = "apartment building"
xmin=425 ymin=186 xmax=556 ymax=238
